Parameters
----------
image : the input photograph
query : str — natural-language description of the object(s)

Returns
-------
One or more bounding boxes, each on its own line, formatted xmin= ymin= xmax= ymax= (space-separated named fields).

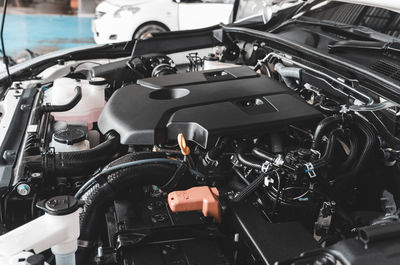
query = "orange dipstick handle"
xmin=168 ymin=186 xmax=221 ymax=223
xmin=177 ymin=133 xmax=190 ymax=156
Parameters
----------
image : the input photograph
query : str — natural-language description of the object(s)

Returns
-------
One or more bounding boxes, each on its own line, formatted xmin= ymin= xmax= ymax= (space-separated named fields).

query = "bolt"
xmin=31 ymin=172 xmax=41 ymax=178
xmin=57 ymin=59 xmax=65 ymax=65
xmin=16 ymin=183 xmax=31 ymax=196
xmin=46 ymin=199 xmax=57 ymax=207
xmin=234 ymin=233 xmax=240 ymax=243
xmin=94 ymin=246 xmax=105 ymax=264
xmin=3 ymin=150 xmax=16 ymax=163
xmin=97 ymin=246 xmax=103 ymax=258
xmin=20 ymin=104 xmax=30 ymax=111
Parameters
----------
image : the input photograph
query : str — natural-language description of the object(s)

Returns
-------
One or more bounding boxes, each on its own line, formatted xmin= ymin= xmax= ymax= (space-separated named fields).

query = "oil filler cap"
xmin=36 ymin=195 xmax=83 ymax=216
xmin=53 ymin=128 xmax=86 ymax=145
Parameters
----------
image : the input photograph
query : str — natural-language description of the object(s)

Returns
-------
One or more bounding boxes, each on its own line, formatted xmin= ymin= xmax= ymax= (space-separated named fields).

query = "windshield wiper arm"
xmin=328 ymin=40 xmax=400 ymax=55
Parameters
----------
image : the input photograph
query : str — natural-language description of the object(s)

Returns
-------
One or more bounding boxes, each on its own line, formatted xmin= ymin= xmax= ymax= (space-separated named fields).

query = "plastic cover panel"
xmin=98 ymin=67 xmax=322 ymax=148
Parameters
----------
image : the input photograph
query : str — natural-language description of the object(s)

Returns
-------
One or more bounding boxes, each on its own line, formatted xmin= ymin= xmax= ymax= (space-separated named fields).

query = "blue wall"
xmin=3 ymin=14 xmax=93 ymax=56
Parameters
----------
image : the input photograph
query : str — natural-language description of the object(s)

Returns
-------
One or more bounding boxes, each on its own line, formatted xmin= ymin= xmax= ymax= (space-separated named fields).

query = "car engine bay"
xmin=2 ymin=8 xmax=400 ymax=264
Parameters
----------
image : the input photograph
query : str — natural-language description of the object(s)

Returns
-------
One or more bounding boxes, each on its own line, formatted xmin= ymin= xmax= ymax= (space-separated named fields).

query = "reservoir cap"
xmin=89 ymin=77 xmax=107 ymax=86
xmin=53 ymin=128 xmax=86 ymax=145
xmin=37 ymin=195 xmax=83 ymax=216
xmin=26 ymin=254 xmax=45 ymax=265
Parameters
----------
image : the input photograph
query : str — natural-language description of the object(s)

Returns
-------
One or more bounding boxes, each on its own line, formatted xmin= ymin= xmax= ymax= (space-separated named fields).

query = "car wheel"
xmin=133 ymin=24 xmax=168 ymax=40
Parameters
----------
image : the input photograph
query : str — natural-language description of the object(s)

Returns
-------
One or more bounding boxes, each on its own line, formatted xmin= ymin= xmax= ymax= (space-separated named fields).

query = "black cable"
xmin=233 ymin=166 xmax=250 ymax=185
xmin=233 ymin=173 xmax=267 ymax=202
xmin=270 ymin=171 xmax=281 ymax=214
xmin=266 ymin=188 xmax=309 ymax=207
xmin=0 ymin=0 xmax=11 ymax=86
xmin=75 ymin=158 xmax=204 ymax=198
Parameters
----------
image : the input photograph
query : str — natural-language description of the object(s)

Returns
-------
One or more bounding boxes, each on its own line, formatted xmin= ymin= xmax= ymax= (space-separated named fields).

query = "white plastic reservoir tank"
xmin=50 ymin=77 xmax=107 ymax=129
xmin=49 ymin=127 xmax=90 ymax=153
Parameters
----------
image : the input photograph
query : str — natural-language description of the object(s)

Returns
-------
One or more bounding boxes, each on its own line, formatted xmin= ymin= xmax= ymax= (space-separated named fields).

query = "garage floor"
xmin=4 ymin=9 xmax=94 ymax=57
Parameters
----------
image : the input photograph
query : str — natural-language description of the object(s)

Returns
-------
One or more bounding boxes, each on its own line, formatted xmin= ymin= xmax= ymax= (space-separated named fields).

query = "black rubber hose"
xmin=337 ymin=130 xmax=360 ymax=172
xmin=350 ymin=116 xmax=376 ymax=172
xmin=335 ymin=115 xmax=376 ymax=183
xmin=47 ymin=133 xmax=119 ymax=176
xmin=79 ymin=162 xmax=180 ymax=240
xmin=364 ymin=112 xmax=400 ymax=149
xmin=236 ymin=143 xmax=262 ymax=170
xmin=104 ymin=152 xmax=166 ymax=169
xmin=359 ymin=221 xmax=400 ymax=244
xmin=76 ymin=158 xmax=194 ymax=264
xmin=37 ymin=86 xmax=82 ymax=116
xmin=270 ymin=171 xmax=281 ymax=214
xmin=252 ymin=147 xmax=297 ymax=172
xmin=312 ymin=130 xmax=339 ymax=169
xmin=251 ymin=148 xmax=275 ymax=163
xmin=26 ymin=133 xmax=120 ymax=176
xmin=312 ymin=115 xmax=343 ymax=151
xmin=232 ymin=173 xmax=265 ymax=202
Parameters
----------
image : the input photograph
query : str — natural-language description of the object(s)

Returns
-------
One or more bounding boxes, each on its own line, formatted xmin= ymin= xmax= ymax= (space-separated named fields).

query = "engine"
xmin=1 ymin=50 xmax=399 ymax=265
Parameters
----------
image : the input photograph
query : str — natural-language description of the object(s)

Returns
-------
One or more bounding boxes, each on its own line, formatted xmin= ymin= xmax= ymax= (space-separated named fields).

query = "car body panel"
xmin=93 ymin=0 xmax=178 ymax=44
xmin=92 ymin=0 xmax=233 ymax=44
xmin=177 ymin=2 xmax=233 ymax=30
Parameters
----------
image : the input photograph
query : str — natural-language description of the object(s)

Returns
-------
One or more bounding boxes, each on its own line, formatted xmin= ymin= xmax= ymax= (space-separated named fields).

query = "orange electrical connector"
xmin=168 ymin=186 xmax=221 ymax=223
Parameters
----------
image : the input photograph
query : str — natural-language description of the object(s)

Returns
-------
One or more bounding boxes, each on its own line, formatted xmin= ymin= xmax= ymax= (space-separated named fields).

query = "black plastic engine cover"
xmin=98 ymin=67 xmax=322 ymax=148
xmin=228 ymin=202 xmax=320 ymax=264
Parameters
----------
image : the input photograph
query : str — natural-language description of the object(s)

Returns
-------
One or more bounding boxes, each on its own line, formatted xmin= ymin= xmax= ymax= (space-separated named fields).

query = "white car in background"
xmin=92 ymin=0 xmax=234 ymax=44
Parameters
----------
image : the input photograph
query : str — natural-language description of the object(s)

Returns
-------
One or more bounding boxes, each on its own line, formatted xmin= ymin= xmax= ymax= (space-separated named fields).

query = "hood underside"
xmin=327 ymin=0 xmax=400 ymax=13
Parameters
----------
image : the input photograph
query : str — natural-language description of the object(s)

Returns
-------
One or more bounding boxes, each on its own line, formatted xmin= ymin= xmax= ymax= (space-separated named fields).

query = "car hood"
xmin=311 ymin=0 xmax=400 ymax=13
